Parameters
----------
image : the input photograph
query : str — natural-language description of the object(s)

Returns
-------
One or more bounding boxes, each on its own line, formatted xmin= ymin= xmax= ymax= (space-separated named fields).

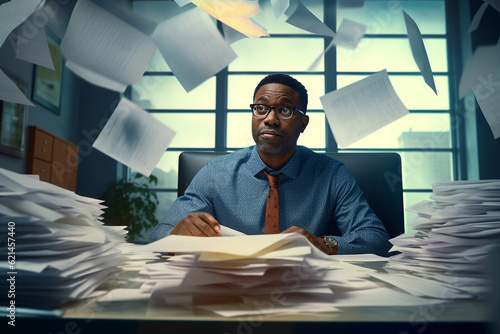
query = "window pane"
xmin=228 ymin=75 xmax=324 ymax=110
xmin=229 ymin=38 xmax=325 ymax=72
xmin=403 ymin=192 xmax=432 ymax=233
xmin=401 ymin=152 xmax=453 ymax=189
xmin=337 ymin=38 xmax=447 ymax=72
xmin=131 ymin=76 xmax=216 ymax=110
xmin=337 ymin=0 xmax=446 ymax=35
xmin=144 ymin=151 xmax=182 ymax=189
xmin=253 ymin=0 xmax=324 ymax=35
xmin=337 ymin=75 xmax=450 ymax=110
xmin=344 ymin=113 xmax=451 ymax=149
xmin=153 ymin=113 xmax=215 ymax=148
xmin=227 ymin=112 xmax=253 ymax=148
xmin=298 ymin=112 xmax=325 ymax=149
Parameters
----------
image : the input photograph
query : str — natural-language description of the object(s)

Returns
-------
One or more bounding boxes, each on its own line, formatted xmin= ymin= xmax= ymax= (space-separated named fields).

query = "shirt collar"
xmin=248 ymin=146 xmax=302 ymax=180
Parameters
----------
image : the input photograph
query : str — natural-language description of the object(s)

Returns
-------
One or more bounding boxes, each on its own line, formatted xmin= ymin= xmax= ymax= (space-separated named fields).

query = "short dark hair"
xmin=253 ymin=73 xmax=308 ymax=114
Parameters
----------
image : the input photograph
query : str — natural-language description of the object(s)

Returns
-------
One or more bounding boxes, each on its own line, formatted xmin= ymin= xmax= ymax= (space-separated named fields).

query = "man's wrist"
xmin=321 ymin=235 xmax=338 ymax=255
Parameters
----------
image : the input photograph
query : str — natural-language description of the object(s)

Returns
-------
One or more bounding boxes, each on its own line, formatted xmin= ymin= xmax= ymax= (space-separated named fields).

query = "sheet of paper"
xmin=175 ymin=0 xmax=192 ymax=6
xmin=219 ymin=224 xmax=246 ymax=236
xmin=0 ymin=68 xmax=34 ymax=106
xmin=337 ymin=0 xmax=365 ymax=8
xmin=200 ymin=301 xmax=339 ymax=317
xmin=152 ymin=7 xmax=237 ymax=92
xmin=370 ymin=272 xmax=472 ymax=299
xmin=97 ymin=288 xmax=151 ymax=303
xmin=142 ymin=233 xmax=331 ymax=260
xmin=93 ymin=0 xmax=157 ymax=36
xmin=270 ymin=0 xmax=290 ymax=19
xmin=222 ymin=23 xmax=248 ymax=45
xmin=60 ymin=0 xmax=156 ymax=93
xmin=459 ymin=44 xmax=500 ymax=99
xmin=285 ymin=0 xmax=335 ymax=37
xmin=192 ymin=0 xmax=268 ymax=39
xmin=472 ymin=65 xmax=500 ymax=139
xmin=92 ymin=97 xmax=176 ymax=176
xmin=320 ymin=69 xmax=409 ymax=148
xmin=65 ymin=60 xmax=127 ymax=92
xmin=15 ymin=22 xmax=54 ymax=69
xmin=468 ymin=1 xmax=489 ymax=33
xmin=334 ymin=254 xmax=388 ymax=262
xmin=332 ymin=18 xmax=366 ymax=50
xmin=402 ymin=10 xmax=437 ymax=94
xmin=0 ymin=0 xmax=44 ymax=47
xmin=485 ymin=0 xmax=500 ymax=12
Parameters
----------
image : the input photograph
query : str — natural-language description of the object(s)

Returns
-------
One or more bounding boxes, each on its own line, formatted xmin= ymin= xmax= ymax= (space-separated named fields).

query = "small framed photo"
xmin=32 ymin=29 xmax=63 ymax=115
xmin=0 ymin=77 xmax=29 ymax=159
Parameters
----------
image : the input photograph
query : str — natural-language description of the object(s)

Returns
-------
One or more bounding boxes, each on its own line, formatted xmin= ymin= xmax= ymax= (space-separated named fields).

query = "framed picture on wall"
xmin=32 ymin=29 xmax=63 ymax=115
xmin=0 ymin=77 xmax=29 ymax=159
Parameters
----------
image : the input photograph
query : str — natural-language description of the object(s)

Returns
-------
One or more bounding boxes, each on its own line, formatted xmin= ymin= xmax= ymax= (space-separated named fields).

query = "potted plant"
xmin=101 ymin=173 xmax=159 ymax=243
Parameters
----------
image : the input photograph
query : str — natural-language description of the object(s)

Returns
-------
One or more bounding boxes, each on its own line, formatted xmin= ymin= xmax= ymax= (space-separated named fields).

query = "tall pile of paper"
xmin=139 ymin=233 xmax=439 ymax=317
xmin=0 ymin=167 xmax=128 ymax=309
xmin=382 ymin=180 xmax=500 ymax=299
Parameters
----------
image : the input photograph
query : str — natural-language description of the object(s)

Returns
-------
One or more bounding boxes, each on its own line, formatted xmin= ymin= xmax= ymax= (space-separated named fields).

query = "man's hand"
xmin=170 ymin=213 xmax=221 ymax=237
xmin=281 ymin=226 xmax=335 ymax=255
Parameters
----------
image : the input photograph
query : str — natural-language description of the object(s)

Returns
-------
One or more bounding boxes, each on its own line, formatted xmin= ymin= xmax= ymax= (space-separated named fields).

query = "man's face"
xmin=252 ymin=83 xmax=309 ymax=160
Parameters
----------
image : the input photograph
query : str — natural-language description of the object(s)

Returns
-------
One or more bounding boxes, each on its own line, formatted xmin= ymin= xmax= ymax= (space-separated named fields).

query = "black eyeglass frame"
xmin=249 ymin=104 xmax=305 ymax=120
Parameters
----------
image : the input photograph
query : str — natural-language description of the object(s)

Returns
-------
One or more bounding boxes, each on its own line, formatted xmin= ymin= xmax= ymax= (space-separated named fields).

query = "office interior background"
xmin=0 ymin=0 xmax=499 ymax=243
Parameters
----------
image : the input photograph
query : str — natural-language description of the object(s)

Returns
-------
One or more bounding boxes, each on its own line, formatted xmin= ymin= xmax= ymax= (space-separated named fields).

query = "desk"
xmin=9 ymin=263 xmax=493 ymax=334
xmin=10 ymin=300 xmax=491 ymax=334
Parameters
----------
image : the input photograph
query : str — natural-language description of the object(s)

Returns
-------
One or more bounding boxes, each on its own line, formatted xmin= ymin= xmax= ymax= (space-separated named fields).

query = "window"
xmin=131 ymin=0 xmax=457 ymax=234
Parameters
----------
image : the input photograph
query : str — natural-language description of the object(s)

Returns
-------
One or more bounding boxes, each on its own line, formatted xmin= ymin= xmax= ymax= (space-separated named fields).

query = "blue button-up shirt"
xmin=149 ymin=146 xmax=391 ymax=256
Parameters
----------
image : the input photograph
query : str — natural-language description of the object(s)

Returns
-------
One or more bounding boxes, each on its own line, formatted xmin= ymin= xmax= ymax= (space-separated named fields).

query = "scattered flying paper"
xmin=485 ymin=0 xmax=500 ymax=12
xmin=192 ymin=0 xmax=268 ymax=38
xmin=320 ymin=69 xmax=409 ymax=148
xmin=468 ymin=1 xmax=489 ymax=33
xmin=270 ymin=0 xmax=290 ymax=19
xmin=152 ymin=7 xmax=237 ymax=92
xmin=60 ymin=0 xmax=156 ymax=93
xmin=0 ymin=68 xmax=34 ymax=106
xmin=402 ymin=10 xmax=437 ymax=94
xmin=285 ymin=0 xmax=335 ymax=37
xmin=337 ymin=0 xmax=365 ymax=8
xmin=472 ymin=65 xmax=500 ymax=139
xmin=0 ymin=0 xmax=45 ymax=48
xmin=222 ymin=23 xmax=248 ymax=45
xmin=14 ymin=20 xmax=54 ymax=69
xmin=92 ymin=98 xmax=176 ymax=176
xmin=332 ymin=18 xmax=366 ymax=49
xmin=459 ymin=44 xmax=500 ymax=99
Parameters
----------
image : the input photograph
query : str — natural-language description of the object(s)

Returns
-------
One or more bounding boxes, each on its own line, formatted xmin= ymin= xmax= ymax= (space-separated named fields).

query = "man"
xmin=149 ymin=73 xmax=391 ymax=256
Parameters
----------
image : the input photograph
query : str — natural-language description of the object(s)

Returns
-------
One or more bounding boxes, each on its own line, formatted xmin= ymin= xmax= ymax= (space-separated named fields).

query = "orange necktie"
xmin=262 ymin=171 xmax=281 ymax=234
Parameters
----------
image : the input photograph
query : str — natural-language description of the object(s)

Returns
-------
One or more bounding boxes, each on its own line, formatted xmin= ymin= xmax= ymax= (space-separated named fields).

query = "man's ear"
xmin=300 ymin=115 xmax=309 ymax=133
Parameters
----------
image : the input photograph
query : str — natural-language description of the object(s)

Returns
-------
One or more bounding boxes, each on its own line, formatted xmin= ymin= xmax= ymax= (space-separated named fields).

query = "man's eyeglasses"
xmin=250 ymin=104 xmax=305 ymax=120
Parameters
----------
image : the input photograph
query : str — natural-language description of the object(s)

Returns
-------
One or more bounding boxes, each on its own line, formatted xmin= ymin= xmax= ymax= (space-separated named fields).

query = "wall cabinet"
xmin=26 ymin=126 xmax=79 ymax=192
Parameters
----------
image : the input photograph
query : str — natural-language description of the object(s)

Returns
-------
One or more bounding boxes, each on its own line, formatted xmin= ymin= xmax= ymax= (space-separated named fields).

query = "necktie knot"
xmin=262 ymin=170 xmax=280 ymax=187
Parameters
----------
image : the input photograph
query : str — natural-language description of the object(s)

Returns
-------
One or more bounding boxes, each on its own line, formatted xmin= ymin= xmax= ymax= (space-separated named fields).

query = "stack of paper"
xmin=383 ymin=180 xmax=500 ymax=299
xmin=137 ymin=234 xmax=439 ymax=317
xmin=0 ymin=167 xmax=128 ymax=309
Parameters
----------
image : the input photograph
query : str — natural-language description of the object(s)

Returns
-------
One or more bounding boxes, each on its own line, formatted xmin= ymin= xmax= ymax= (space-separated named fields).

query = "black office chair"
xmin=178 ymin=151 xmax=404 ymax=239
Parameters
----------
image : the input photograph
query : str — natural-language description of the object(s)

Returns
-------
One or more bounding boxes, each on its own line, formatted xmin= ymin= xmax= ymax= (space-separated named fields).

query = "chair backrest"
xmin=178 ymin=151 xmax=404 ymax=238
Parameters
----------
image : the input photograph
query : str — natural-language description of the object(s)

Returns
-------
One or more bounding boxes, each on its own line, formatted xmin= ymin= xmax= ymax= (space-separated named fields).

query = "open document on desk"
xmin=126 ymin=233 xmax=443 ymax=317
